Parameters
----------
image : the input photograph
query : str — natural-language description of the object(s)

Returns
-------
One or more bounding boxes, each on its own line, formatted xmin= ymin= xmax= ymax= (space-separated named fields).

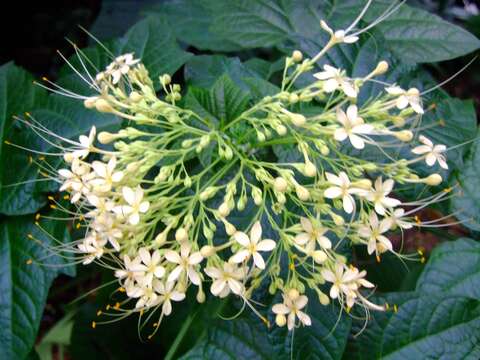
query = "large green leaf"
xmin=150 ymin=0 xmax=479 ymax=64
xmin=0 ymin=216 xmax=74 ymax=360
xmin=450 ymin=138 xmax=480 ymax=231
xmin=180 ymin=298 xmax=351 ymax=359
xmin=416 ymin=238 xmax=480 ymax=299
xmin=184 ymin=74 xmax=251 ymax=128
xmin=0 ymin=64 xmax=47 ymax=207
xmin=348 ymin=292 xmax=480 ymax=360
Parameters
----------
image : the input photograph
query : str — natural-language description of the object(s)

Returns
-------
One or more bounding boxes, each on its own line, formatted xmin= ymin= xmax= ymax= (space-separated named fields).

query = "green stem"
xmin=164 ymin=312 xmax=197 ymax=360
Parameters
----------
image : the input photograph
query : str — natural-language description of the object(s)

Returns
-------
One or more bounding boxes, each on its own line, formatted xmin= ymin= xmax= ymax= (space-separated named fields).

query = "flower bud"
xmin=287 ymin=288 xmax=300 ymax=300
xmin=290 ymin=113 xmax=306 ymax=127
xmin=196 ymin=288 xmax=206 ymax=303
xmin=295 ymin=185 xmax=310 ymax=201
xmin=331 ymin=212 xmax=345 ymax=226
xmin=374 ymin=61 xmax=389 ymax=76
xmin=154 ymin=231 xmax=167 ymax=246
xmin=224 ymin=146 xmax=233 ymax=160
xmin=289 ymin=93 xmax=299 ymax=103
xmin=237 ymin=196 xmax=246 ymax=211
xmin=160 ymin=74 xmax=171 ymax=86
xmin=320 ymin=145 xmax=330 ymax=156
xmin=313 ymin=250 xmax=327 ymax=263
xmin=225 ymin=221 xmax=237 ymax=236
xmin=292 ymin=50 xmax=303 ymax=62
xmin=129 ymin=91 xmax=142 ymax=103
xmin=275 ymin=314 xmax=287 ymax=327
xmin=218 ymin=202 xmax=231 ymax=217
xmin=84 ymin=97 xmax=97 ymax=109
xmin=274 ymin=177 xmax=288 ymax=192
xmin=304 ymin=161 xmax=317 ymax=177
xmin=353 ymin=179 xmax=372 ymax=189
xmin=252 ymin=187 xmax=263 ymax=205
xmin=175 ymin=227 xmax=188 ymax=243
xmin=394 ymin=130 xmax=413 ymax=142
xmin=319 ymin=292 xmax=330 ymax=305
xmin=200 ymin=186 xmax=217 ymax=201
xmin=200 ymin=245 xmax=216 ymax=257
xmin=276 ymin=124 xmax=287 ymax=136
xmin=63 ymin=152 xmax=74 ymax=163
xmin=424 ymin=173 xmax=442 ymax=186
xmin=95 ymin=98 xmax=114 ymax=113
xmin=98 ymin=131 xmax=117 ymax=144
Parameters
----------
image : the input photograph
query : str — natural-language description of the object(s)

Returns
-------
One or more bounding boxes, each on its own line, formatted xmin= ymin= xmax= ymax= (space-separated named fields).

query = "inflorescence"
xmin=14 ymin=1 xmax=460 ymax=337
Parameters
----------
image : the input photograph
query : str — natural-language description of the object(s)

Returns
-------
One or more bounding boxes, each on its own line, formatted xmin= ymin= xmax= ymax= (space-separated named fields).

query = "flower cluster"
xmin=21 ymin=4 xmax=454 ymax=336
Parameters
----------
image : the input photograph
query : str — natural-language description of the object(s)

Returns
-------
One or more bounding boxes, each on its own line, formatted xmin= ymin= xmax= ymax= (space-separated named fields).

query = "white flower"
xmin=115 ymin=254 xmax=143 ymax=295
xmin=272 ymin=289 xmax=311 ymax=330
xmin=58 ymin=158 xmax=94 ymax=203
xmin=77 ymin=232 xmax=107 ymax=265
xmin=385 ymin=208 xmax=413 ymax=230
xmin=358 ymin=212 xmax=393 ymax=256
xmin=85 ymin=194 xmax=115 ymax=217
xmin=230 ymin=221 xmax=276 ymax=269
xmin=204 ymin=263 xmax=245 ymax=297
xmin=164 ymin=243 xmax=203 ymax=285
xmin=411 ymin=135 xmax=448 ymax=169
xmin=129 ymin=248 xmax=165 ymax=286
xmin=153 ymin=281 xmax=186 ymax=316
xmin=73 ymin=126 xmax=96 ymax=159
xmin=334 ymin=105 xmax=374 ymax=149
xmin=320 ymin=20 xmax=359 ymax=44
xmin=321 ymin=263 xmax=374 ymax=308
xmin=323 ymin=172 xmax=365 ymax=214
xmin=114 ymin=186 xmax=150 ymax=225
xmin=134 ymin=285 xmax=159 ymax=309
xmin=105 ymin=53 xmax=140 ymax=84
xmin=294 ymin=217 xmax=332 ymax=249
xmin=386 ymin=86 xmax=424 ymax=114
xmin=313 ymin=65 xmax=357 ymax=98
xmin=92 ymin=213 xmax=123 ymax=251
xmin=90 ymin=156 xmax=124 ymax=192
xmin=365 ymin=177 xmax=401 ymax=215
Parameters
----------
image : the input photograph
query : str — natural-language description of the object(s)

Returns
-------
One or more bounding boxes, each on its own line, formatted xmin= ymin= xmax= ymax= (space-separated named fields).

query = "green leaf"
xmin=0 ymin=216 xmax=74 ymax=360
xmin=362 ymin=1 xmax=480 ymax=63
xmin=348 ymin=293 xmax=480 ymax=360
xmin=147 ymin=0 xmax=241 ymax=52
xmin=0 ymin=63 xmax=47 ymax=207
xmin=416 ymin=238 xmax=480 ymax=299
xmin=120 ymin=16 xmax=193 ymax=83
xmin=184 ymin=74 xmax=251 ymax=128
xmin=450 ymin=138 xmax=480 ymax=231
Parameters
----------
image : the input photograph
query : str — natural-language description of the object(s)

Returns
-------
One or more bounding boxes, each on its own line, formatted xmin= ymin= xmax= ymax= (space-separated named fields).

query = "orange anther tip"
xmin=26 ymin=259 xmax=33 ymax=265
xmin=91 ymin=321 xmax=96 ymax=329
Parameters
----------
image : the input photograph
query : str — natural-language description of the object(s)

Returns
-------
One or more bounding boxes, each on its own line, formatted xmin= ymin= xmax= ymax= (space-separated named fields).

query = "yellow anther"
xmin=291 ymin=254 xmax=297 ymax=259
xmin=376 ymin=255 xmax=381 ymax=263
xmin=106 ymin=304 xmax=111 ymax=310
xmin=153 ymin=323 xmax=158 ymax=327
xmin=40 ymin=172 xmax=49 ymax=177
xmin=26 ymin=259 xmax=33 ymax=265
xmin=79 ymin=215 xmax=85 ymax=221
xmin=118 ymin=287 xmax=126 ymax=293
xmin=414 ymin=215 xmax=421 ymax=225
xmin=35 ymin=222 xmax=39 ymax=226
xmin=140 ymin=309 xmax=144 ymax=316
xmin=97 ymin=310 xmax=102 ymax=316
xmin=50 ymin=204 xmax=57 ymax=209
xmin=39 ymin=156 xmax=45 ymax=161
xmin=346 ymin=306 xmax=351 ymax=314
xmin=438 ymin=119 xmax=446 ymax=127
xmin=42 ymin=76 xmax=48 ymax=81
xmin=27 ymin=233 xmax=33 ymax=239
xmin=25 ymin=112 xmax=31 ymax=117
xmin=29 ymin=156 xmax=33 ymax=164
xmin=393 ymin=304 xmax=398 ymax=313
xmin=76 ymin=223 xmax=81 ymax=229
xmin=4 ymin=140 xmax=11 ymax=145
xmin=114 ymin=302 xmax=120 ymax=310
xmin=385 ymin=303 xmax=390 ymax=310
xmin=289 ymin=263 xmax=295 ymax=270
xmin=421 ymin=256 xmax=426 ymax=264
xmin=48 ymin=196 xmax=54 ymax=201
xmin=63 ymin=195 xmax=70 ymax=200
xmin=91 ymin=321 xmax=96 ymax=329
xmin=443 ymin=187 xmax=452 ymax=193
xmin=417 ymin=248 xmax=424 ymax=256
xmin=35 ymin=213 xmax=41 ymax=220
